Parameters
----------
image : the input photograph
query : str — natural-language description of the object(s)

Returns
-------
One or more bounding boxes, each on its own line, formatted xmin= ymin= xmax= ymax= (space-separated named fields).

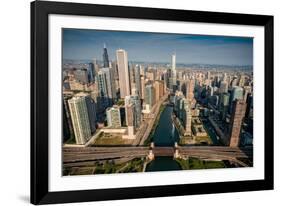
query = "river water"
xmin=145 ymin=106 xmax=182 ymax=172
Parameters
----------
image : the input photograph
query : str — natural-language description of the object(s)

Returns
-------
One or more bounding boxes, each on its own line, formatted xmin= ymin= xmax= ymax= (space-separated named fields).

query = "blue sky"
xmin=62 ymin=29 xmax=253 ymax=66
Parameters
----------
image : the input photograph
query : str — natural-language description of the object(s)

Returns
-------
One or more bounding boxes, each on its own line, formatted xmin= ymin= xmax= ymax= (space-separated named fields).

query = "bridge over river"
xmin=63 ymin=145 xmax=252 ymax=167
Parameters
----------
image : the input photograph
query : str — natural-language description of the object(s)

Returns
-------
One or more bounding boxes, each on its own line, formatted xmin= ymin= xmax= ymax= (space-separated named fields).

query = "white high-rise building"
xmin=172 ymin=54 xmax=176 ymax=71
xmin=171 ymin=53 xmax=177 ymax=86
xmin=116 ymin=49 xmax=131 ymax=98
xmin=68 ymin=96 xmax=91 ymax=144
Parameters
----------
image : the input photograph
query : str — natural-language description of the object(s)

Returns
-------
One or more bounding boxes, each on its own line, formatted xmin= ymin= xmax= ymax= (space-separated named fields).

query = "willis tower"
xmin=103 ymin=43 xmax=110 ymax=68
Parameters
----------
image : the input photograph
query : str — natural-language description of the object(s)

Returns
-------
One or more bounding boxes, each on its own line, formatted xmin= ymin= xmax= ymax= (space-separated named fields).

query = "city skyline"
xmin=63 ymin=29 xmax=253 ymax=66
xmin=62 ymin=29 xmax=253 ymax=176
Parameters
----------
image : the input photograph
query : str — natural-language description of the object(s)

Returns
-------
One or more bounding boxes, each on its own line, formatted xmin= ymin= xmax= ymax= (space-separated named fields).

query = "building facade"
xmin=106 ymin=106 xmax=122 ymax=128
xmin=183 ymin=99 xmax=192 ymax=136
xmin=171 ymin=54 xmax=177 ymax=86
xmin=229 ymin=99 xmax=247 ymax=147
xmin=125 ymin=103 xmax=135 ymax=139
xmin=154 ymin=80 xmax=164 ymax=102
xmin=75 ymin=93 xmax=97 ymax=133
xmin=144 ymin=84 xmax=155 ymax=111
xmin=68 ymin=96 xmax=92 ymax=144
xmin=125 ymin=95 xmax=142 ymax=128
xmin=116 ymin=49 xmax=131 ymax=98
xmin=185 ymin=79 xmax=195 ymax=102
xmin=229 ymin=86 xmax=244 ymax=112
xmin=134 ymin=65 xmax=142 ymax=98
xmin=103 ymin=43 xmax=110 ymax=68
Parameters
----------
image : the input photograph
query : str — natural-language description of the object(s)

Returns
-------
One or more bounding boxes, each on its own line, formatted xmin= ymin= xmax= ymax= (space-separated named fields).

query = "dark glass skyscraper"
xmin=103 ymin=43 xmax=110 ymax=68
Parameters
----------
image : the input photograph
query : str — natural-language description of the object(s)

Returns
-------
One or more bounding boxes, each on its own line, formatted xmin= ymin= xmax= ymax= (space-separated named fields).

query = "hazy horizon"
xmin=63 ymin=29 xmax=253 ymax=66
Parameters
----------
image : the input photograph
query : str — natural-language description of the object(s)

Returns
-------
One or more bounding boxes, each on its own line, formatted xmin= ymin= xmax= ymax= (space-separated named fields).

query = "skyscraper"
xmin=111 ymin=60 xmax=119 ymax=89
xmin=185 ymin=79 xmax=195 ymax=102
xmin=134 ymin=65 xmax=142 ymax=98
xmin=92 ymin=58 xmax=99 ymax=75
xmin=154 ymin=80 xmax=164 ymax=102
xmin=63 ymin=95 xmax=74 ymax=141
xmin=175 ymin=96 xmax=185 ymax=120
xmin=125 ymin=95 xmax=142 ymax=128
xmin=103 ymin=43 xmax=109 ymax=68
xmin=97 ymin=67 xmax=117 ymax=106
xmin=183 ymin=99 xmax=192 ymax=136
xmin=229 ymin=99 xmax=247 ymax=147
xmin=245 ymin=94 xmax=253 ymax=119
xmin=171 ymin=53 xmax=177 ymax=86
xmin=106 ymin=106 xmax=122 ymax=128
xmin=97 ymin=70 xmax=109 ymax=107
xmin=145 ymin=84 xmax=155 ymax=110
xmin=87 ymin=63 xmax=95 ymax=83
xmin=140 ymin=76 xmax=145 ymax=100
xmin=219 ymin=93 xmax=230 ymax=120
xmin=75 ymin=93 xmax=97 ymax=133
xmin=231 ymin=86 xmax=243 ymax=101
xmin=124 ymin=103 xmax=136 ymax=139
xmin=125 ymin=103 xmax=134 ymax=126
xmin=229 ymin=86 xmax=244 ymax=112
xmin=102 ymin=67 xmax=116 ymax=102
xmin=116 ymin=49 xmax=131 ymax=98
xmin=68 ymin=96 xmax=92 ymax=144
xmin=168 ymin=77 xmax=174 ymax=90
xmin=129 ymin=63 xmax=135 ymax=88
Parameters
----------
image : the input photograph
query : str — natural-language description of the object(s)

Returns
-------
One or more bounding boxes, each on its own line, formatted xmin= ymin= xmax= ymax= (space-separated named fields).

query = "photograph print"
xmin=62 ymin=29 xmax=253 ymax=176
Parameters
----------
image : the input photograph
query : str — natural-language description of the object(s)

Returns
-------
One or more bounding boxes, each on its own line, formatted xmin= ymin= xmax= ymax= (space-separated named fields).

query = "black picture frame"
xmin=31 ymin=0 xmax=274 ymax=205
